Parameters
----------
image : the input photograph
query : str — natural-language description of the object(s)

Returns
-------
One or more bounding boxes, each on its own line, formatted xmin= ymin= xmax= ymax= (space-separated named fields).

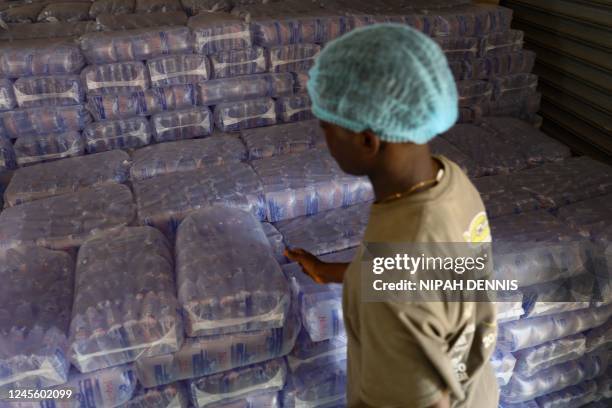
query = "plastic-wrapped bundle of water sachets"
xmin=189 ymin=12 xmax=252 ymax=55
xmin=434 ymin=36 xmax=482 ymax=61
xmin=429 ymin=4 xmax=513 ymax=37
xmin=214 ymin=97 xmax=277 ymax=132
xmin=457 ymin=80 xmax=493 ymax=107
xmin=0 ymin=21 xmax=100 ymax=42
xmin=209 ymin=47 xmax=267 ymax=79
xmin=0 ymin=105 xmax=91 ymax=139
xmin=13 ymin=131 xmax=86 ymax=167
xmin=13 ymin=75 xmax=84 ymax=108
xmin=95 ymin=11 xmax=189 ymax=31
xmin=89 ymin=0 xmax=136 ymax=18
xmin=0 ymin=79 xmax=16 ymax=111
xmin=276 ymin=94 xmax=314 ymax=123
xmin=513 ymin=333 xmax=587 ymax=378
xmin=500 ymin=350 xmax=605 ymax=403
xmin=0 ymin=3 xmax=44 ymax=24
xmin=252 ymin=148 xmax=374 ymax=222
xmin=176 ymin=207 xmax=290 ymax=337
xmin=497 ymin=304 xmax=612 ymax=352
xmin=0 ymin=246 xmax=74 ymax=398
xmin=130 ymin=134 xmax=246 ymax=181
xmin=37 ymin=2 xmax=92 ymax=23
xmin=283 ymin=262 xmax=343 ymax=342
xmin=521 ymin=274 xmax=594 ymax=319
xmin=82 ymin=62 xmax=150 ymax=95
xmin=79 ymin=27 xmax=192 ymax=65
xmin=241 ymin=119 xmax=325 ymax=160
xmin=197 ymin=73 xmax=293 ymax=106
xmin=4 ymin=150 xmax=130 ymax=207
xmin=151 ymin=108 xmax=213 ymax=143
xmin=120 ymin=382 xmax=189 ymax=408
xmin=490 ymin=73 xmax=538 ymax=101
xmin=536 ymin=380 xmax=599 ymax=408
xmin=291 ymin=328 xmax=347 ymax=362
xmin=189 ymin=359 xmax=286 ymax=407
xmin=251 ymin=15 xmax=347 ymax=47
xmin=135 ymin=0 xmax=183 ymax=13
xmin=268 ymin=44 xmax=321 ymax=73
xmin=84 ymin=117 xmax=152 ymax=153
xmin=69 ymin=227 xmax=183 ymax=373
xmin=275 ymin=203 xmax=370 ymax=256
xmin=495 ymin=290 xmax=524 ymax=323
xmin=0 ymin=137 xmax=16 ymax=172
xmin=450 ymin=51 xmax=536 ymax=81
xmin=147 ymin=55 xmax=210 ymax=87
xmin=0 ymin=39 xmax=85 ymax=78
xmin=491 ymin=350 xmax=516 ymax=387
xmin=483 ymin=30 xmax=524 ymax=56
xmin=135 ymin=312 xmax=300 ymax=387
xmin=262 ymin=222 xmax=286 ymax=264
xmin=0 ymin=183 xmax=135 ymax=250
xmin=585 ymin=319 xmax=612 ymax=353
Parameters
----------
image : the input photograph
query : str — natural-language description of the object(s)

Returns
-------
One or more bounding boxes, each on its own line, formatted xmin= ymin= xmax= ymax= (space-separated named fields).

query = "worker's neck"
xmin=368 ymin=149 xmax=439 ymax=202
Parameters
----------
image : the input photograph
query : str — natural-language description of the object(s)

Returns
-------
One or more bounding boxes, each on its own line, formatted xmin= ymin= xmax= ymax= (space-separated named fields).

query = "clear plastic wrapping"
xmin=585 ymin=320 xmax=612 ymax=353
xmin=147 ymin=55 xmax=210 ymax=87
xmin=262 ymin=222 xmax=286 ymax=264
xmin=130 ymin=134 xmax=246 ymax=181
xmin=189 ymin=12 xmax=252 ymax=55
xmin=449 ymin=51 xmax=536 ymax=81
xmin=0 ymin=137 xmax=16 ymax=171
xmin=240 ymin=119 xmax=325 ymax=160
xmin=0 ymin=79 xmax=16 ymax=111
xmin=251 ymin=16 xmax=347 ymax=47
xmin=88 ymin=84 xmax=197 ymax=121
xmin=197 ymin=73 xmax=293 ymax=106
xmin=283 ymin=262 xmax=343 ymax=342
xmin=133 ymin=162 xmax=265 ymax=238
xmin=484 ymin=30 xmax=524 ymax=56
xmin=480 ymin=117 xmax=571 ymax=166
xmin=457 ymin=80 xmax=493 ymax=107
xmin=69 ymin=227 xmax=182 ymax=373
xmin=82 ymin=62 xmax=150 ymax=95
xmin=0 ymin=21 xmax=99 ymax=41
xmin=84 ymin=117 xmax=152 ymax=153
xmin=513 ymin=334 xmax=587 ymax=378
xmin=495 ymin=290 xmax=525 ymax=323
xmin=0 ymin=246 xmax=73 ymax=398
xmin=135 ymin=0 xmax=183 ymax=13
xmin=275 ymin=202 xmax=370 ymax=256
xmin=268 ymin=44 xmax=321 ymax=73
xmin=176 ymin=207 xmax=290 ymax=337
xmin=500 ymin=351 xmax=605 ymax=403
xmin=291 ymin=328 xmax=347 ymax=362
xmin=491 ymin=350 xmax=516 ymax=387
xmin=442 ymin=123 xmax=528 ymax=176
xmin=480 ymin=91 xmax=541 ymax=120
xmin=0 ymin=39 xmax=85 ymax=78
xmin=13 ymin=131 xmax=85 ymax=167
xmin=151 ymin=107 xmax=213 ymax=142
xmin=434 ymin=36 xmax=481 ymax=60
xmin=557 ymin=194 xmax=612 ymax=239
xmin=79 ymin=26 xmax=192 ymax=64
xmin=135 ymin=312 xmax=299 ymax=387
xmin=491 ymin=73 xmax=539 ymax=101
xmin=96 ymin=11 xmax=189 ymax=31
xmin=4 ymin=150 xmax=130 ymax=207
xmin=210 ymin=47 xmax=267 ymax=79
xmin=13 ymin=75 xmax=84 ymax=108
xmin=0 ymin=4 xmax=44 ymax=23
xmin=429 ymin=4 xmax=513 ymax=37
xmin=276 ymin=94 xmax=313 ymax=123
xmin=521 ymin=275 xmax=593 ymax=319
xmin=0 ymin=183 xmax=135 ymax=250
xmin=497 ymin=305 xmax=612 ymax=352
xmin=37 ymin=2 xmax=92 ymax=23
xmin=121 ymin=382 xmax=188 ymax=408
xmin=189 ymin=359 xmax=286 ymax=407
xmin=89 ymin=0 xmax=135 ymax=18
xmin=0 ymin=105 xmax=91 ymax=139
xmin=252 ymin=148 xmax=374 ymax=222
xmin=214 ymin=97 xmax=277 ymax=132
xmin=536 ymin=380 xmax=599 ymax=408
xmin=182 ymin=1 xmax=233 ymax=15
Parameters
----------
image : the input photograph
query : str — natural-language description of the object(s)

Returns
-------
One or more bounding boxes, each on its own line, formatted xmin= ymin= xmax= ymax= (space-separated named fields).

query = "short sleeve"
xmin=358 ymin=302 xmax=464 ymax=408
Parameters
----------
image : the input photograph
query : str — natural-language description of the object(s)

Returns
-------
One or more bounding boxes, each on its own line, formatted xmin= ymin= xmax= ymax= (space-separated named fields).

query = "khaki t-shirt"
xmin=343 ymin=156 xmax=499 ymax=408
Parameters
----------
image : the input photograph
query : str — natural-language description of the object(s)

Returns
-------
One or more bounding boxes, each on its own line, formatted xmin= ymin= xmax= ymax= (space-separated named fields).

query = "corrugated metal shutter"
xmin=500 ymin=0 xmax=611 ymax=162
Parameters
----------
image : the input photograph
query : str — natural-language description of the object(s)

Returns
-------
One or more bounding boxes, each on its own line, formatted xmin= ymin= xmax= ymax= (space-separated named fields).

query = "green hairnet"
xmin=307 ymin=23 xmax=458 ymax=144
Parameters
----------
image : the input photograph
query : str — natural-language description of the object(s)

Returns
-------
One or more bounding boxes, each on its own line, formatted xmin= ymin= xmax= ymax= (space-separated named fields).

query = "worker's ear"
xmin=359 ymin=130 xmax=382 ymax=156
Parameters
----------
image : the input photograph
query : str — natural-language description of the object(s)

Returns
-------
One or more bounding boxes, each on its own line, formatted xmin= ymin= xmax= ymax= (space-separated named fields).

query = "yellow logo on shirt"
xmin=463 ymin=211 xmax=491 ymax=243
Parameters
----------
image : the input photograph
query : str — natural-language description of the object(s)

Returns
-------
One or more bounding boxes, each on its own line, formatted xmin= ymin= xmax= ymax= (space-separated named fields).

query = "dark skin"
xmin=284 ymin=120 xmax=450 ymax=408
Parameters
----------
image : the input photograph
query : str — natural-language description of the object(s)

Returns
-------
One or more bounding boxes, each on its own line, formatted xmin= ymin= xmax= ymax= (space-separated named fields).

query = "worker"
xmin=285 ymin=24 xmax=498 ymax=408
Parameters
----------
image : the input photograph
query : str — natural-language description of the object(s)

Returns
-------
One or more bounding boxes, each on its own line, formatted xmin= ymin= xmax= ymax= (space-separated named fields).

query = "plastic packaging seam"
xmin=72 ymin=322 xmax=180 ymax=364
xmin=187 ymin=297 xmax=287 ymax=331
xmin=294 ymin=392 xmax=345 ymax=408
xmin=0 ymin=362 xmax=66 ymax=387
xmin=195 ymin=30 xmax=250 ymax=48
xmin=14 ymin=83 xmax=80 ymax=103
xmin=87 ymin=124 xmax=149 ymax=143
xmin=194 ymin=367 xmax=285 ymax=405
xmin=150 ymin=63 xmax=209 ymax=82
xmin=485 ymin=40 xmax=522 ymax=52
xmin=281 ymin=105 xmax=311 ymax=119
xmin=221 ymin=102 xmax=276 ymax=126
xmin=270 ymin=55 xmax=320 ymax=68
xmin=156 ymin=116 xmax=210 ymax=133
xmin=213 ymin=56 xmax=265 ymax=71
xmin=287 ymin=346 xmax=347 ymax=372
xmin=17 ymin=139 xmax=83 ymax=165
xmin=86 ymin=74 xmax=147 ymax=91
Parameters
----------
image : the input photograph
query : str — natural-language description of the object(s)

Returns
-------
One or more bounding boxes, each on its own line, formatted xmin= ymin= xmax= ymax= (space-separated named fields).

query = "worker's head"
xmin=307 ymin=24 xmax=458 ymax=176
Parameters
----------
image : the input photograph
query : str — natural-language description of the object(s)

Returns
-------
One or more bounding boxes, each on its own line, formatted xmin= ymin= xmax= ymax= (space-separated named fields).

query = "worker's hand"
xmin=284 ymin=248 xmax=329 ymax=284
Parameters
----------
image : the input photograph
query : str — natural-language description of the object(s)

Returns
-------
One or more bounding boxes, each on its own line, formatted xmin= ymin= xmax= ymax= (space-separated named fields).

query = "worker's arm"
xmin=284 ymin=248 xmax=348 ymax=284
